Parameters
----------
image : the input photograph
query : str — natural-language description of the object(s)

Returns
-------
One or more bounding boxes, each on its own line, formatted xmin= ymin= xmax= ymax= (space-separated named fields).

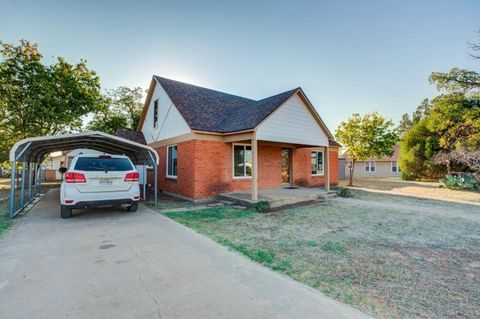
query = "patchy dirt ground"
xmin=339 ymin=177 xmax=480 ymax=206
xmin=165 ymin=189 xmax=480 ymax=318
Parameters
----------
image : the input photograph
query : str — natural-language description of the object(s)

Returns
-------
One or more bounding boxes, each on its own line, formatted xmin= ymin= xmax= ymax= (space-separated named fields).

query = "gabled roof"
xmin=153 ymin=76 xmax=298 ymax=133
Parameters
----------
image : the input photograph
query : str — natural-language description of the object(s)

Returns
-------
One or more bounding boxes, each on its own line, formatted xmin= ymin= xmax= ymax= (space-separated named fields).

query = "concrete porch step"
xmin=219 ymin=189 xmax=337 ymax=210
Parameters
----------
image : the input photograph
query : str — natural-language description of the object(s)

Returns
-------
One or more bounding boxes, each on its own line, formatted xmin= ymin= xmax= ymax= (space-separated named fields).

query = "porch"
xmin=219 ymin=187 xmax=337 ymax=208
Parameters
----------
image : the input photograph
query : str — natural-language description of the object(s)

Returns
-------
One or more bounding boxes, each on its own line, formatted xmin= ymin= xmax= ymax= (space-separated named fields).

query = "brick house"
xmin=129 ymin=76 xmax=340 ymax=203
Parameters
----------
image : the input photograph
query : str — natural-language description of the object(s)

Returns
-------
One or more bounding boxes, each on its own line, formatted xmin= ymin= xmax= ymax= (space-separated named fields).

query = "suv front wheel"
xmin=61 ymin=205 xmax=73 ymax=218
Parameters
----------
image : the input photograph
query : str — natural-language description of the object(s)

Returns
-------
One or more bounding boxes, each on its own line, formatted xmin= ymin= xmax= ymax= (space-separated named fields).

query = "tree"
xmin=86 ymin=86 xmax=144 ymax=134
xmin=0 ymin=39 xmax=101 ymax=162
xmin=110 ymin=86 xmax=144 ymax=129
xmin=335 ymin=112 xmax=398 ymax=186
xmin=398 ymin=119 xmax=445 ymax=180
xmin=397 ymin=99 xmax=433 ymax=136
xmin=399 ymin=68 xmax=480 ymax=179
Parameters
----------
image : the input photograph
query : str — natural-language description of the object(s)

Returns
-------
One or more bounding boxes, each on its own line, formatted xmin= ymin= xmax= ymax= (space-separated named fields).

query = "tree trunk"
xmin=348 ymin=159 xmax=355 ymax=187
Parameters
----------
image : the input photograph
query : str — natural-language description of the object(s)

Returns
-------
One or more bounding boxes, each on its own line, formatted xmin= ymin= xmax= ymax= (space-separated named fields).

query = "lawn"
xmin=163 ymin=189 xmax=480 ymax=318
xmin=340 ymin=177 xmax=480 ymax=206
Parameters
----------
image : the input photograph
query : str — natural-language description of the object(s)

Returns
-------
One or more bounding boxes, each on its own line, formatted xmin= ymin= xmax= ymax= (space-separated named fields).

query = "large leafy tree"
xmin=86 ymin=86 xmax=144 ymax=134
xmin=0 ymin=39 xmax=101 ymax=162
xmin=335 ymin=112 xmax=398 ymax=186
xmin=399 ymin=68 xmax=480 ymax=179
xmin=397 ymin=99 xmax=432 ymax=136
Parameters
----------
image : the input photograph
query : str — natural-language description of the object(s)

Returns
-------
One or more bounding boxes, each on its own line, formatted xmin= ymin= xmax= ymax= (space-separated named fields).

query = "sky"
xmin=1 ymin=0 xmax=479 ymax=131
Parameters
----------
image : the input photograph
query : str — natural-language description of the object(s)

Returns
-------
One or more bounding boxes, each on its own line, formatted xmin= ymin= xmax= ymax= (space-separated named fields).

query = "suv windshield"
xmin=74 ymin=157 xmax=133 ymax=172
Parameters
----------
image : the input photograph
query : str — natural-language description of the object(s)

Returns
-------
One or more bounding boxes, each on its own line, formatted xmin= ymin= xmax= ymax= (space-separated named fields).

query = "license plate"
xmin=99 ymin=179 xmax=112 ymax=185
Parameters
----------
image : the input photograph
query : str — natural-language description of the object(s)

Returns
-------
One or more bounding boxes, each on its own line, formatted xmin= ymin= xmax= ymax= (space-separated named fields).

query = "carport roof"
xmin=9 ymin=131 xmax=159 ymax=165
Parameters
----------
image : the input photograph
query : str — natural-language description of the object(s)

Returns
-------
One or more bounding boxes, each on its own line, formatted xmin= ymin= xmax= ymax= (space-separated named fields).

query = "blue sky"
xmin=1 ymin=0 xmax=479 ymax=131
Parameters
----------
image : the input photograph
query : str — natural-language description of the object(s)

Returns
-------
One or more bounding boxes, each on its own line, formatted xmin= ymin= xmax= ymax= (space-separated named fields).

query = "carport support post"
xmin=20 ymin=158 xmax=26 ymax=208
xmin=325 ymin=146 xmax=330 ymax=193
xmin=143 ymin=159 xmax=147 ymax=200
xmin=9 ymin=160 xmax=16 ymax=218
xmin=38 ymin=163 xmax=42 ymax=194
xmin=28 ymin=162 xmax=33 ymax=200
xmin=154 ymin=162 xmax=158 ymax=206
xmin=251 ymin=138 xmax=258 ymax=202
xmin=33 ymin=163 xmax=37 ymax=195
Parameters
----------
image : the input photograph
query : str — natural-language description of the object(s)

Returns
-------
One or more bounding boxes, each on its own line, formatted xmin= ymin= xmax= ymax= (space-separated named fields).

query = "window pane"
xmin=392 ymin=161 xmax=397 ymax=172
xmin=234 ymin=145 xmax=245 ymax=177
xmin=75 ymin=157 xmax=133 ymax=171
xmin=172 ymin=145 xmax=177 ymax=176
xmin=245 ymin=147 xmax=252 ymax=176
xmin=371 ymin=162 xmax=376 ymax=172
xmin=311 ymin=152 xmax=318 ymax=174
xmin=153 ymin=100 xmax=159 ymax=128
xmin=167 ymin=145 xmax=178 ymax=177
xmin=317 ymin=152 xmax=323 ymax=173
xmin=365 ymin=162 xmax=370 ymax=172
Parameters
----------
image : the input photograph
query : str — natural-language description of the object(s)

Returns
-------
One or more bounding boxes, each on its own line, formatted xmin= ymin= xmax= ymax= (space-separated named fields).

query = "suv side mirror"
xmin=58 ymin=167 xmax=67 ymax=174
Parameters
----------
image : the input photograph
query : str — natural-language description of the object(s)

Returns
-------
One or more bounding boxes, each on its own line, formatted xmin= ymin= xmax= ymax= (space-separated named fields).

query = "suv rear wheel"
xmin=127 ymin=202 xmax=138 ymax=212
xmin=61 ymin=205 xmax=73 ymax=218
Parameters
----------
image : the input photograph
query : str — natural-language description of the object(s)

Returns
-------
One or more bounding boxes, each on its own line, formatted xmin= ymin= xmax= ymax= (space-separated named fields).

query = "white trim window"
xmin=365 ymin=161 xmax=376 ymax=173
xmin=233 ymin=144 xmax=252 ymax=178
xmin=311 ymin=151 xmax=324 ymax=175
xmin=392 ymin=161 xmax=398 ymax=172
xmin=166 ymin=144 xmax=178 ymax=178
xmin=153 ymin=99 xmax=159 ymax=128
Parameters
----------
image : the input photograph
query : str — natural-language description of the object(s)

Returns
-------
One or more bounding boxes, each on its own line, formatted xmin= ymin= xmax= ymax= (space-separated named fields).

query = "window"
xmin=392 ymin=161 xmax=398 ymax=172
xmin=311 ymin=151 xmax=324 ymax=175
xmin=74 ymin=157 xmax=133 ymax=172
xmin=365 ymin=161 xmax=376 ymax=173
xmin=233 ymin=144 xmax=252 ymax=178
xmin=153 ymin=99 xmax=159 ymax=128
xmin=167 ymin=145 xmax=178 ymax=178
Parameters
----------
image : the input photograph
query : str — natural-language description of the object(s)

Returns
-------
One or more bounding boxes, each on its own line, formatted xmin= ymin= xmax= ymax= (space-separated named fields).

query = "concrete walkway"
xmin=0 ymin=189 xmax=370 ymax=319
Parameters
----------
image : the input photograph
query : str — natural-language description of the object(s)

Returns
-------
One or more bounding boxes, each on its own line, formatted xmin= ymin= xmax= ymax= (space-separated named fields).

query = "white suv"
xmin=60 ymin=154 xmax=140 ymax=218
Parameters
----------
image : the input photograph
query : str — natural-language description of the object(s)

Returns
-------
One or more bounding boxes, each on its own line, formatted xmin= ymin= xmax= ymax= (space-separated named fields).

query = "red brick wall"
xmin=149 ymin=140 xmax=339 ymax=200
xmin=292 ymin=148 xmax=339 ymax=187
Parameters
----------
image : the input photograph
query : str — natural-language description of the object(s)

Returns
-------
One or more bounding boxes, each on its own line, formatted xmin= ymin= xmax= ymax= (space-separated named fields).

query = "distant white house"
xmin=344 ymin=144 xmax=401 ymax=178
xmin=43 ymin=149 xmax=102 ymax=180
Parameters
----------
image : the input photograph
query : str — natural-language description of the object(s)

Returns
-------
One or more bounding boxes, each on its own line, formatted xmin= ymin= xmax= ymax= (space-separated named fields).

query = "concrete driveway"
xmin=0 ymin=189 xmax=369 ymax=319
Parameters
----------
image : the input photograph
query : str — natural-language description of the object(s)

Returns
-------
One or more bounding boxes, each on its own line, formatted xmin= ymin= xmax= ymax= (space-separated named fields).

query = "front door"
xmin=281 ymin=148 xmax=291 ymax=184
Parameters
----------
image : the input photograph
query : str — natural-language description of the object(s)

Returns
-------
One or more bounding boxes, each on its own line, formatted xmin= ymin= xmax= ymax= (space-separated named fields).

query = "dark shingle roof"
xmin=329 ymin=140 xmax=342 ymax=147
xmin=116 ymin=130 xmax=147 ymax=145
xmin=154 ymin=76 xmax=299 ymax=133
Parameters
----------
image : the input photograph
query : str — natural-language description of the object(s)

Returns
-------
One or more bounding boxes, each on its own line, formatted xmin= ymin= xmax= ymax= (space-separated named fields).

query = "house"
xmin=43 ymin=149 xmax=102 ymax=180
xmin=344 ymin=144 xmax=401 ymax=178
xmin=129 ymin=76 xmax=340 ymax=203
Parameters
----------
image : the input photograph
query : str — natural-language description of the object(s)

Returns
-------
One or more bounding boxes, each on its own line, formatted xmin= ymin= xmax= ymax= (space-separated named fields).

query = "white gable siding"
xmin=256 ymin=94 xmax=329 ymax=146
xmin=142 ymin=82 xmax=191 ymax=144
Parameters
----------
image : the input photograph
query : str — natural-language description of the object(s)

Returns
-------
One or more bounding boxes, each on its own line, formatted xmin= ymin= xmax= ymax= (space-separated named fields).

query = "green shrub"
xmin=337 ymin=187 xmax=353 ymax=198
xmin=441 ymin=174 xmax=478 ymax=191
xmin=255 ymin=200 xmax=271 ymax=213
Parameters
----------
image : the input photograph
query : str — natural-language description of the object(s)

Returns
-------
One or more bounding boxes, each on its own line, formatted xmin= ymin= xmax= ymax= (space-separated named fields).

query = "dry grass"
xmin=165 ymin=188 xmax=480 ymax=318
xmin=340 ymin=177 xmax=480 ymax=206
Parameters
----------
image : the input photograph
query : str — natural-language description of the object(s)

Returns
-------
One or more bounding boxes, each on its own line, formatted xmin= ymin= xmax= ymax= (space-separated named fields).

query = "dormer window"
xmin=153 ymin=99 xmax=159 ymax=128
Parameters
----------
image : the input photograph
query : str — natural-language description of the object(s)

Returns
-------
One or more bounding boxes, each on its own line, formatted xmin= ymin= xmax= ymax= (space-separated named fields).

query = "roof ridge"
xmin=154 ymin=75 xmax=255 ymax=102
xmin=255 ymin=87 xmax=299 ymax=102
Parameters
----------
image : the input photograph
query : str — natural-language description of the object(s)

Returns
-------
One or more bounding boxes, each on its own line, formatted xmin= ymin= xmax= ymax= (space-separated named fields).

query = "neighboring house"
xmin=43 ymin=149 xmax=102 ymax=180
xmin=344 ymin=144 xmax=401 ymax=178
xmin=121 ymin=76 xmax=340 ymax=202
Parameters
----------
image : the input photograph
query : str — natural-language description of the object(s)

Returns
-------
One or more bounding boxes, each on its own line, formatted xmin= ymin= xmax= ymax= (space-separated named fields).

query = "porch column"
xmin=325 ymin=145 xmax=330 ymax=192
xmin=251 ymin=138 xmax=258 ymax=202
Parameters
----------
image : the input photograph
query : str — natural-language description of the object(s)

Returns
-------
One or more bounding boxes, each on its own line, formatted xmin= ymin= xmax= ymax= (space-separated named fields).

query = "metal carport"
xmin=8 ymin=131 xmax=159 ymax=217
